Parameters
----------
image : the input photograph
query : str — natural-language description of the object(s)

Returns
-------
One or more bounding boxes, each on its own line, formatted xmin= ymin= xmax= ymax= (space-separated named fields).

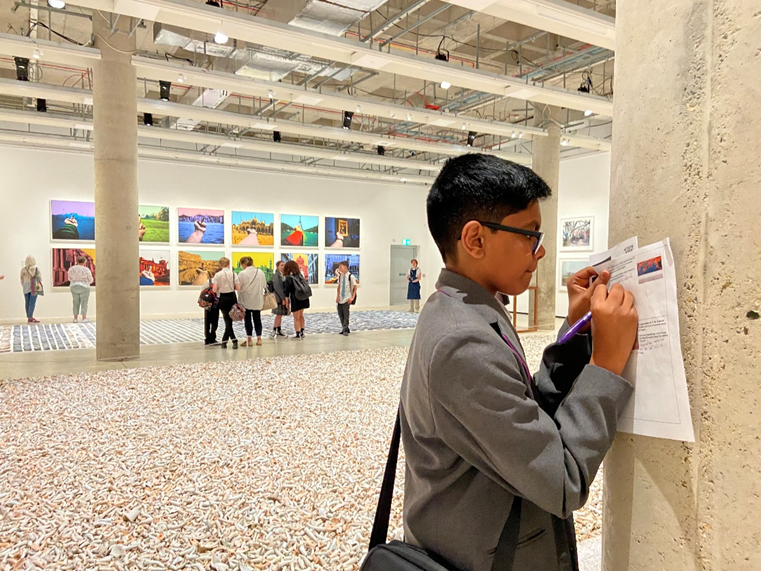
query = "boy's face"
xmin=480 ymin=200 xmax=546 ymax=296
xmin=339 ymin=265 xmax=348 ymax=274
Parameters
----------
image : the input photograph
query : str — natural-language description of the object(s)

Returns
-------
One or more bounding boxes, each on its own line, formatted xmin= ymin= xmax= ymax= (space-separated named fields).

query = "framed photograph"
xmin=52 ymin=248 xmax=96 ymax=287
xmin=325 ymin=217 xmax=360 ymax=248
xmin=232 ymin=252 xmax=275 ymax=280
xmin=138 ymin=205 xmax=170 ymax=243
xmin=177 ymin=208 xmax=225 ymax=245
xmin=177 ymin=250 xmax=225 ymax=286
xmin=281 ymin=253 xmax=319 ymax=285
xmin=280 ymin=214 xmax=319 ymax=248
xmin=558 ymin=258 xmax=589 ymax=292
xmin=51 ymin=200 xmax=95 ymax=241
xmin=325 ymin=254 xmax=360 ymax=284
xmin=139 ymin=249 xmax=171 ymax=286
xmin=231 ymin=211 xmax=275 ymax=247
xmin=560 ymin=216 xmax=594 ymax=251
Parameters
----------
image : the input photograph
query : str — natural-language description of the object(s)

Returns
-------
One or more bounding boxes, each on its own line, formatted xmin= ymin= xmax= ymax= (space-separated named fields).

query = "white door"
xmin=390 ymin=245 xmax=418 ymax=306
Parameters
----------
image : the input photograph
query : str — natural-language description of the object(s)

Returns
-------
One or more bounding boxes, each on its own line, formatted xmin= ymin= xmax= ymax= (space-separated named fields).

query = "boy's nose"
xmin=536 ymin=244 xmax=547 ymax=260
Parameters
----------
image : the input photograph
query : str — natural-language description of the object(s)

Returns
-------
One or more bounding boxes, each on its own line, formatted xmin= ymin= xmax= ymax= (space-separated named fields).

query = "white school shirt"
xmin=237 ymin=267 xmax=267 ymax=310
xmin=337 ymin=272 xmax=358 ymax=304
xmin=212 ymin=268 xmax=237 ymax=294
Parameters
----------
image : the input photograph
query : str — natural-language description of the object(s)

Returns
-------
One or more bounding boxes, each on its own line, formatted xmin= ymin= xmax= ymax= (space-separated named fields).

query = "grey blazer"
xmin=400 ymin=269 xmax=633 ymax=571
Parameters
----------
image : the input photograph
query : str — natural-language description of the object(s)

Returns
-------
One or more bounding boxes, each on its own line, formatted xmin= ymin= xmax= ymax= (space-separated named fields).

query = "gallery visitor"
xmin=283 ymin=260 xmax=310 ymax=340
xmin=237 ymin=256 xmax=267 ymax=347
xmin=407 ymin=259 xmax=422 ymax=312
xmin=20 ymin=255 xmax=42 ymax=323
xmin=68 ymin=256 xmax=94 ymax=323
xmin=269 ymin=261 xmax=289 ymax=338
xmin=201 ymin=276 xmax=219 ymax=346
xmin=212 ymin=257 xmax=239 ymax=349
xmin=335 ymin=261 xmax=358 ymax=335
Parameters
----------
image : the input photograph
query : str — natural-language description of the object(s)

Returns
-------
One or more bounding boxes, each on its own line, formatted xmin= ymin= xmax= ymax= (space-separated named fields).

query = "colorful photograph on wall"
xmin=231 ymin=211 xmax=275 ymax=246
xmin=280 ymin=214 xmax=319 ymax=248
xmin=280 ymin=253 xmax=319 ymax=285
xmin=178 ymin=250 xmax=224 ymax=286
xmin=139 ymin=205 xmax=170 ymax=243
xmin=178 ymin=208 xmax=225 ymax=245
xmin=325 ymin=217 xmax=360 ymax=248
xmin=558 ymin=258 xmax=589 ymax=292
xmin=139 ymin=249 xmax=171 ymax=286
xmin=560 ymin=216 xmax=594 ymax=251
xmin=52 ymin=248 xmax=96 ymax=287
xmin=51 ymin=200 xmax=95 ymax=241
xmin=232 ymin=252 xmax=275 ymax=281
xmin=637 ymin=255 xmax=664 ymax=284
xmin=325 ymin=254 xmax=360 ymax=284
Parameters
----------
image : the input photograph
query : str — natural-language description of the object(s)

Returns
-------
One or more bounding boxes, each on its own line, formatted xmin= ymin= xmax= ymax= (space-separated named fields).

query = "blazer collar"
xmin=435 ymin=269 xmax=514 ymax=335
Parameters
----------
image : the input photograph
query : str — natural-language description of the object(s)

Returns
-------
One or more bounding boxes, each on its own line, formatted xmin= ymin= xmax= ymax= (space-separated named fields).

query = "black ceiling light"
xmin=342 ymin=111 xmax=353 ymax=130
xmin=377 ymin=145 xmax=385 ymax=156
xmin=205 ymin=0 xmax=221 ymax=6
xmin=273 ymin=131 xmax=281 ymax=143
xmin=143 ymin=113 xmax=153 ymax=126
xmin=159 ymin=80 xmax=171 ymax=101
xmin=467 ymin=131 xmax=477 ymax=147
xmin=36 ymin=98 xmax=47 ymax=112
xmin=435 ymin=36 xmax=449 ymax=62
xmin=577 ymin=72 xmax=592 ymax=93
xmin=14 ymin=57 xmax=30 ymax=81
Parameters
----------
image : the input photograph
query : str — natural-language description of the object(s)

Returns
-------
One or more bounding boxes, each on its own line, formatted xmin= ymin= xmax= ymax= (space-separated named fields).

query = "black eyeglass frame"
xmin=477 ymin=221 xmax=545 ymax=255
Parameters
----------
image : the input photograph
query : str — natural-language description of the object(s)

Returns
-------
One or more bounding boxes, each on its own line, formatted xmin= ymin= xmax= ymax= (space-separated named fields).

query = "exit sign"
xmin=402 ymin=239 xmax=411 ymax=246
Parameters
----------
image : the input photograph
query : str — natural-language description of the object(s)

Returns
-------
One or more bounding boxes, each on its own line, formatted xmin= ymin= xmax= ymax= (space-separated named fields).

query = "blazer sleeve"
xmin=531 ymin=321 xmax=595 ymax=417
xmin=428 ymin=326 xmax=632 ymax=519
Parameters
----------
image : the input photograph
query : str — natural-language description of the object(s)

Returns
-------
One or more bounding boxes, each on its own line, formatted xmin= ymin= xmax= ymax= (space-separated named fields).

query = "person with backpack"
xmin=269 ymin=261 xmax=289 ymax=339
xmin=283 ymin=260 xmax=311 ymax=340
xmin=199 ymin=275 xmax=219 ymax=346
xmin=335 ymin=260 xmax=358 ymax=335
xmin=20 ymin=255 xmax=42 ymax=323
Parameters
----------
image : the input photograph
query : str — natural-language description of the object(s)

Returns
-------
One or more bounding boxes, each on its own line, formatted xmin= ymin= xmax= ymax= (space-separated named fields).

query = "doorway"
xmin=390 ymin=245 xmax=419 ymax=307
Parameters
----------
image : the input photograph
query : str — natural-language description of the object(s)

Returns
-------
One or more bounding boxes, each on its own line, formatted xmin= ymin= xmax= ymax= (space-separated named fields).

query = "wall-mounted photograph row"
xmin=51 ymin=248 xmax=361 ymax=289
xmin=50 ymin=201 xmax=360 ymax=249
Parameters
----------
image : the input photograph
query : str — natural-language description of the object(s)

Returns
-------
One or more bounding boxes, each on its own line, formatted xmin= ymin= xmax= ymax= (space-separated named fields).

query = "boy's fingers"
xmin=591 ymin=283 xmax=608 ymax=304
xmin=623 ymin=289 xmax=635 ymax=311
xmin=573 ymin=266 xmax=598 ymax=282
xmin=608 ymin=283 xmax=625 ymax=304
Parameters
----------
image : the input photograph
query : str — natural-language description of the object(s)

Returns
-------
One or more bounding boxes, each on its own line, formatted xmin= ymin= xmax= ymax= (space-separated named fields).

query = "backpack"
xmin=292 ymin=274 xmax=312 ymax=301
xmin=198 ymin=280 xmax=217 ymax=310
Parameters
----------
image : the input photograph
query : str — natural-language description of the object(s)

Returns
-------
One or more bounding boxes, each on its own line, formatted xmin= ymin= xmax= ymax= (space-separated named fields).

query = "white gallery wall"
xmin=0 ymin=147 xmax=610 ymax=323
xmin=0 ymin=146 xmax=436 ymax=322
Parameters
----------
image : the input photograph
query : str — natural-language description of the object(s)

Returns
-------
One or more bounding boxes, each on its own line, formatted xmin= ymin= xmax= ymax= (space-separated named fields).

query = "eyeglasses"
xmin=478 ymin=221 xmax=545 ymax=255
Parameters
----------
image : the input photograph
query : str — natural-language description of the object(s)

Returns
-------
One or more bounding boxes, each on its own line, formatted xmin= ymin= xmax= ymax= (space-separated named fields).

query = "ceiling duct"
xmin=153 ymin=23 xmax=236 ymax=58
xmin=175 ymin=88 xmax=230 ymax=131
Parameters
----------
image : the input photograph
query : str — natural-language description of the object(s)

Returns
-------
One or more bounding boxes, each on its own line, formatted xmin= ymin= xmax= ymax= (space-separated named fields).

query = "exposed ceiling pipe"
xmin=362 ymin=0 xmax=434 ymax=42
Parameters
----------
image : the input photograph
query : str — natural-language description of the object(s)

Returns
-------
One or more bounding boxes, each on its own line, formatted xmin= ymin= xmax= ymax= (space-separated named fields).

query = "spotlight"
xmin=36 ymin=98 xmax=47 ymax=113
xmin=267 ymin=89 xmax=275 ymax=99
xmin=159 ymin=80 xmax=171 ymax=101
xmin=214 ymin=32 xmax=228 ymax=44
xmin=143 ymin=113 xmax=153 ymax=127
xmin=355 ymin=104 xmax=361 ymax=113
xmin=177 ymin=73 xmax=185 ymax=83
xmin=14 ymin=57 xmax=29 ymax=82
xmin=377 ymin=146 xmax=385 ymax=156
xmin=48 ymin=0 xmax=66 ymax=8
xmin=32 ymin=49 xmax=41 ymax=60
xmin=560 ymin=138 xmax=569 ymax=146
xmin=205 ymin=0 xmax=221 ymax=6
xmin=584 ymin=109 xmax=593 ymax=117
xmin=578 ymin=75 xmax=592 ymax=93
xmin=518 ymin=132 xmax=524 ymax=139
xmin=342 ymin=111 xmax=353 ymax=130
xmin=461 ymin=122 xmax=467 ymax=131
xmin=406 ymin=113 xmax=412 ymax=121
xmin=467 ymin=131 xmax=477 ymax=147
xmin=440 ymin=81 xmax=451 ymax=89
xmin=435 ymin=53 xmax=449 ymax=62
xmin=273 ymin=130 xmax=281 ymax=143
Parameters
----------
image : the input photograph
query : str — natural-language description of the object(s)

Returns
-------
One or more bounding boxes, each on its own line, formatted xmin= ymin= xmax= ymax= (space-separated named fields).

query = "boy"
xmin=335 ymin=261 xmax=358 ymax=335
xmin=400 ymin=154 xmax=638 ymax=571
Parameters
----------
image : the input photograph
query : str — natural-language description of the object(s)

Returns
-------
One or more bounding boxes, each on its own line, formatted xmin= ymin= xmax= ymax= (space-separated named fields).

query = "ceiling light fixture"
xmin=560 ymin=138 xmax=569 ymax=146
xmin=407 ymin=113 xmax=412 ymax=121
xmin=36 ymin=98 xmax=47 ymax=113
xmin=14 ymin=57 xmax=29 ymax=82
xmin=440 ymin=81 xmax=451 ymax=90
xmin=214 ymin=32 xmax=228 ymax=44
xmin=48 ymin=0 xmax=66 ymax=8
xmin=377 ymin=145 xmax=385 ymax=156
xmin=32 ymin=49 xmax=42 ymax=60
xmin=342 ymin=111 xmax=353 ymax=129
xmin=584 ymin=109 xmax=593 ymax=117
xmin=355 ymin=104 xmax=361 ymax=113
xmin=177 ymin=73 xmax=185 ymax=83
xmin=518 ymin=132 xmax=524 ymax=139
xmin=461 ymin=122 xmax=467 ymax=131
xmin=144 ymin=113 xmax=153 ymax=127
xmin=273 ymin=130 xmax=281 ymax=143
xmin=467 ymin=131 xmax=477 ymax=147
xmin=159 ymin=80 xmax=171 ymax=101
xmin=267 ymin=89 xmax=275 ymax=99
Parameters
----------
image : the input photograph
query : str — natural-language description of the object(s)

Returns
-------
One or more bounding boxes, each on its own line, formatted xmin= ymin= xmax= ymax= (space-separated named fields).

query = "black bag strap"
xmin=369 ymin=408 xmax=523 ymax=571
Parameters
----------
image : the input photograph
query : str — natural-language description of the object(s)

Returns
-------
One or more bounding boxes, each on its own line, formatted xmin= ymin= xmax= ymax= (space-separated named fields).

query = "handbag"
xmin=360 ymin=409 xmax=522 ymax=571
xmin=262 ymin=291 xmax=278 ymax=311
xmin=229 ymin=303 xmax=245 ymax=322
xmin=32 ymin=269 xmax=44 ymax=297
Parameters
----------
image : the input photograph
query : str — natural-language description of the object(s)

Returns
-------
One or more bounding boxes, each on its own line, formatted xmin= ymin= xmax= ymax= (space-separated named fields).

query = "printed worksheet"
xmin=590 ymin=238 xmax=694 ymax=442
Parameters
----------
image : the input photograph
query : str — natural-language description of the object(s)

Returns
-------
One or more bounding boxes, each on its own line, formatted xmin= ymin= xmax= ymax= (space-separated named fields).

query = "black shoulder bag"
xmin=360 ymin=409 xmax=523 ymax=571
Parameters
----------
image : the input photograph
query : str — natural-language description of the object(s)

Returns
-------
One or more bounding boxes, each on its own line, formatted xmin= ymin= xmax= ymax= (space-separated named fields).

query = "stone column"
xmin=603 ymin=1 xmax=760 ymax=569
xmin=530 ymin=104 xmax=562 ymax=330
xmin=93 ymin=12 xmax=140 ymax=361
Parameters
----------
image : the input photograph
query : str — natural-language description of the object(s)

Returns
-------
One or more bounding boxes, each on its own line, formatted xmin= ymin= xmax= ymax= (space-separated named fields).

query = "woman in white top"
xmin=236 ymin=256 xmax=268 ymax=347
xmin=68 ymin=255 xmax=94 ymax=323
xmin=20 ymin=255 xmax=41 ymax=323
xmin=211 ymin=257 xmax=239 ymax=349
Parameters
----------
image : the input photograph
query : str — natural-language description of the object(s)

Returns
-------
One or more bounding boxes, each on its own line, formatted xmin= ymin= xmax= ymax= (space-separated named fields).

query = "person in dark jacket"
xmin=283 ymin=260 xmax=309 ymax=340
xmin=269 ymin=261 xmax=289 ymax=338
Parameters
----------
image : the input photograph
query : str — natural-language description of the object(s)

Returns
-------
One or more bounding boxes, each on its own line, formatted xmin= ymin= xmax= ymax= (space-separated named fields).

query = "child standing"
xmin=406 ymin=259 xmax=422 ymax=312
xmin=335 ymin=261 xmax=358 ymax=335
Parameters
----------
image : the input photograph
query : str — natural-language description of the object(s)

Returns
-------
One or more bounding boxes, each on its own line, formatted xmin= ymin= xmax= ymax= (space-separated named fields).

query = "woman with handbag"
xmin=237 ymin=256 xmax=268 ymax=347
xmin=283 ymin=260 xmax=310 ymax=340
xmin=269 ymin=261 xmax=289 ymax=338
xmin=212 ymin=257 xmax=239 ymax=349
xmin=20 ymin=255 xmax=42 ymax=323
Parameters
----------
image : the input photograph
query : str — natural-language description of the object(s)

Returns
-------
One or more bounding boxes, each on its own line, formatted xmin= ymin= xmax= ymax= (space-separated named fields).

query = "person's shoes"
xmin=346 ymin=328 xmax=351 ymax=334
xmin=275 ymin=330 xmax=287 ymax=338
xmin=240 ymin=340 xmax=250 ymax=347
xmin=81 ymin=318 xmax=90 ymax=323
xmin=232 ymin=341 xmax=238 ymax=350
xmin=269 ymin=330 xmax=277 ymax=338
xmin=256 ymin=339 xmax=263 ymax=346
xmin=73 ymin=317 xmax=78 ymax=323
xmin=220 ymin=342 xmax=227 ymax=349
xmin=28 ymin=318 xmax=39 ymax=323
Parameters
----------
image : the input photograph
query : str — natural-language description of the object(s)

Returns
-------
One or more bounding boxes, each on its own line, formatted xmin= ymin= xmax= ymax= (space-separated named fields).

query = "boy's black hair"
xmin=427 ymin=154 xmax=551 ymax=262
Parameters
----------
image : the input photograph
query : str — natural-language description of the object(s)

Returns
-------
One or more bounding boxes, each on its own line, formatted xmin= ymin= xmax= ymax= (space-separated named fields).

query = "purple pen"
xmin=557 ymin=311 xmax=592 ymax=344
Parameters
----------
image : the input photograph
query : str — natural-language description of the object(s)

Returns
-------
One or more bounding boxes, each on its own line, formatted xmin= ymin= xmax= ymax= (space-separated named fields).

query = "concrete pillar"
xmin=603 ymin=1 xmax=760 ymax=570
xmin=530 ymin=104 xmax=562 ymax=330
xmin=93 ymin=12 xmax=140 ymax=361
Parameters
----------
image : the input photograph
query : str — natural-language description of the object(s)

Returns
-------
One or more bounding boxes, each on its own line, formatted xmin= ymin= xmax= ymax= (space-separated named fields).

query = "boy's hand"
xmin=589 ymin=283 xmax=639 ymax=376
xmin=567 ymin=267 xmax=610 ymax=326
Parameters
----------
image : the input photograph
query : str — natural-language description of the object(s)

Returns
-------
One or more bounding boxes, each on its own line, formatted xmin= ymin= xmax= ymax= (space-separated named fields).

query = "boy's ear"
xmin=460 ymin=221 xmax=487 ymax=260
